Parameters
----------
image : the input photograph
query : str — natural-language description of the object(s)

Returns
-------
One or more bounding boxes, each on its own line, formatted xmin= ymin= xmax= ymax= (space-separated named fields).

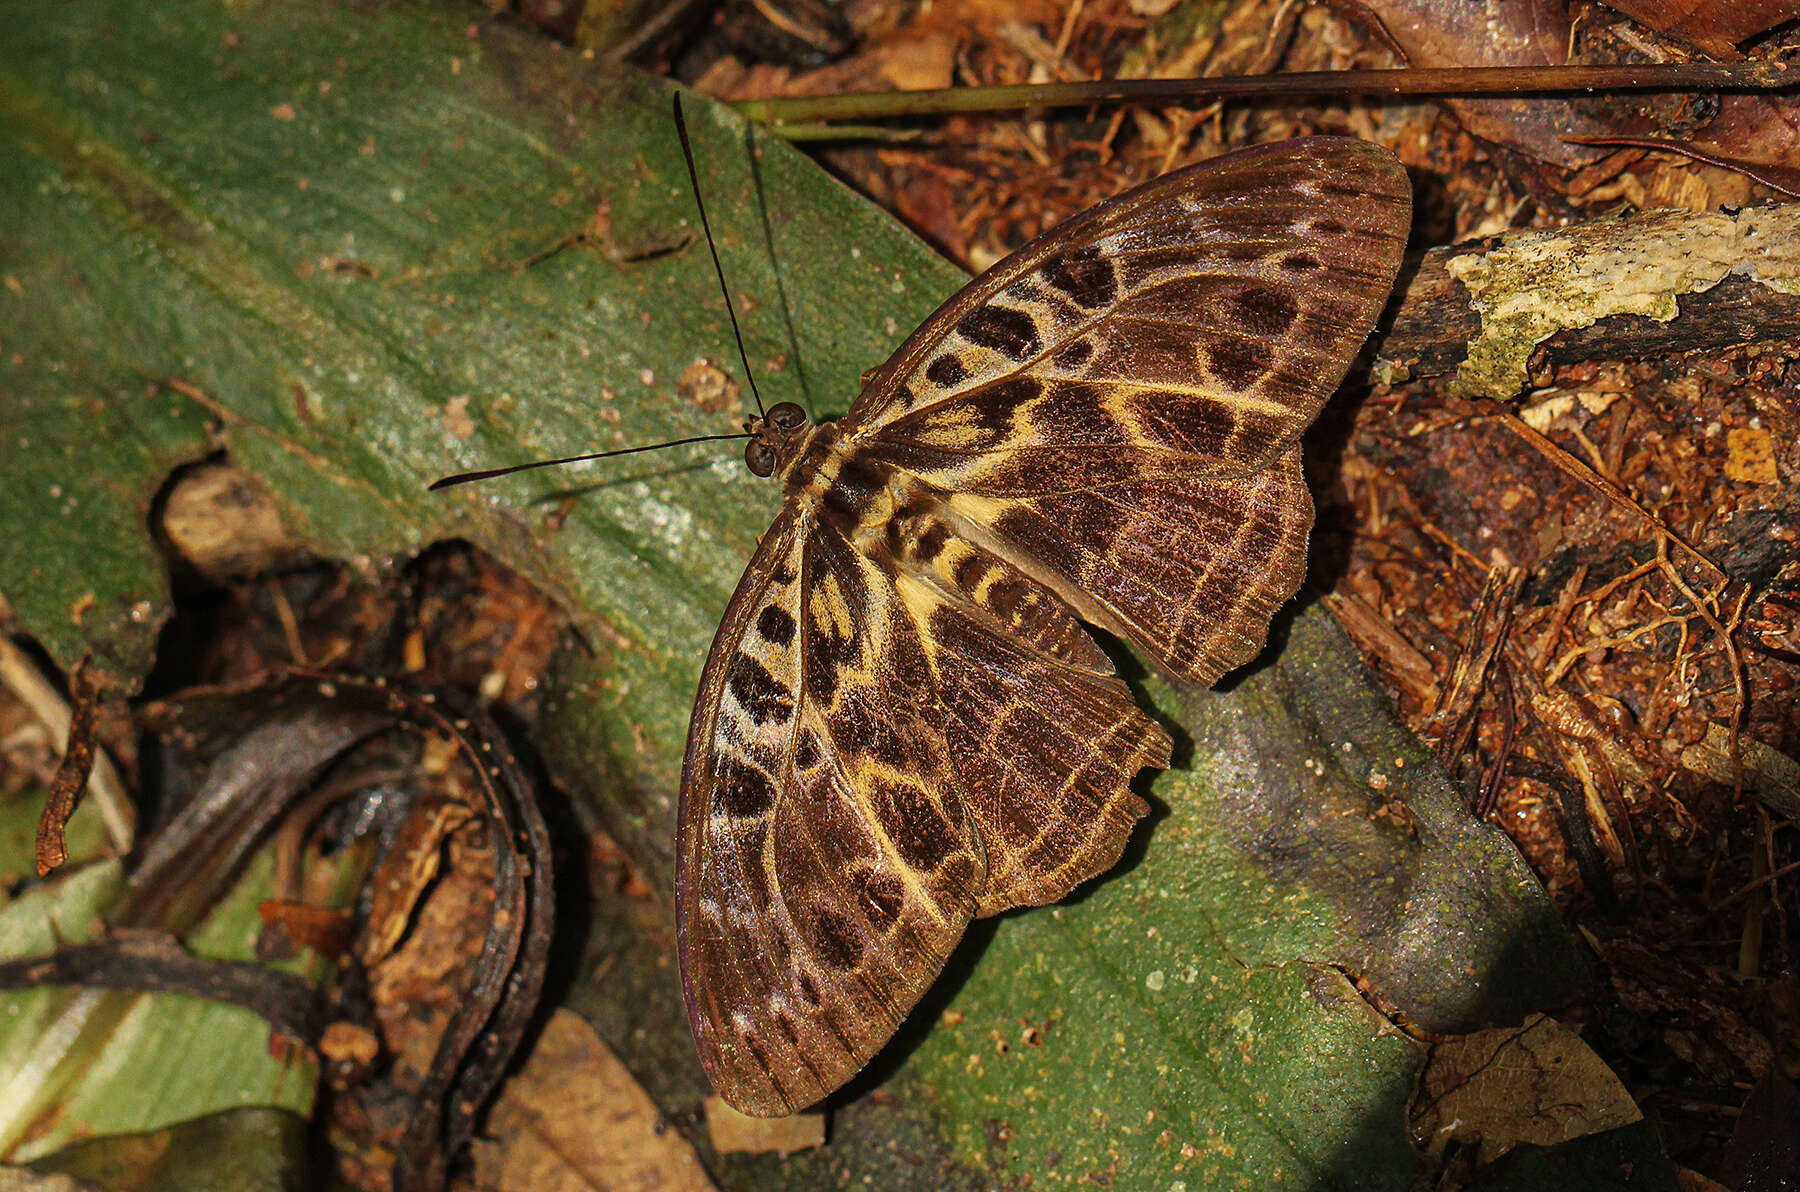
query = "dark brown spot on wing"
xmin=727 ymin=654 xmax=794 ymax=726
xmin=1034 ymin=379 xmax=1132 ymax=446
xmin=878 ymin=782 xmax=961 ymax=872
xmin=805 ymin=636 xmax=844 ymax=705
xmin=957 ymin=304 xmax=1040 ymax=361
xmin=970 ymin=375 xmax=1042 ymax=441
xmin=1042 ymin=244 xmax=1118 ymax=309
xmin=953 ymin=552 xmax=988 ymax=592
xmin=1055 ymin=339 xmax=1094 ymax=370
xmin=1223 ymin=284 xmax=1299 ymax=337
xmin=925 ymin=353 xmax=967 ymax=387
xmin=757 ymin=605 xmax=796 ymax=646
xmin=809 ymin=908 xmax=864 ymax=969
xmin=1207 ymin=340 xmax=1265 ymax=390
xmin=860 ymin=871 xmax=906 ymax=922
xmin=713 ymin=754 xmax=775 ymax=818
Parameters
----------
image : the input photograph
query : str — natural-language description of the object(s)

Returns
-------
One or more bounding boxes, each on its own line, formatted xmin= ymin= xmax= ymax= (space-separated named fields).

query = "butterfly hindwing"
xmin=680 ymin=504 xmax=1175 ymax=1113
xmin=899 ymin=540 xmax=1168 ymax=912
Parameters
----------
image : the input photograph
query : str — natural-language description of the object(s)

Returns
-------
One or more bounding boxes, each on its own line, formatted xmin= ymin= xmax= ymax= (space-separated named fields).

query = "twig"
xmin=0 ymin=637 xmax=134 ymax=857
xmin=735 ymin=61 xmax=1794 ymax=126
xmin=35 ymin=659 xmax=98 ymax=877
xmin=1655 ymin=538 xmax=1752 ymax=804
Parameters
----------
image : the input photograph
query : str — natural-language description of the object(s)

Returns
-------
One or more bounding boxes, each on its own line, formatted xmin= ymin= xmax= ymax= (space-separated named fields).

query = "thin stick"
xmin=428 ymin=432 xmax=752 ymax=491
xmin=735 ymin=61 xmax=1793 ymax=126
xmin=673 ymin=92 xmax=767 ymax=419
xmin=0 ymin=638 xmax=134 ymax=856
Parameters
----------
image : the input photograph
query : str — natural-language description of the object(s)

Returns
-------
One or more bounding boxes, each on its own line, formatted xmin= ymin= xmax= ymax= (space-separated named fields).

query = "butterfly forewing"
xmin=850 ymin=137 xmax=1410 ymax=684
xmin=850 ymin=138 xmax=1411 ymax=470
xmin=678 ymin=136 xmax=1411 ymax=1114
xmin=677 ymin=505 xmax=983 ymax=1115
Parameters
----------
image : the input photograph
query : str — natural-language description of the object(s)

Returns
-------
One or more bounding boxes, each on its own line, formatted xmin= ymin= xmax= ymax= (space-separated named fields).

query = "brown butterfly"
xmin=675 ymin=138 xmax=1411 ymax=1116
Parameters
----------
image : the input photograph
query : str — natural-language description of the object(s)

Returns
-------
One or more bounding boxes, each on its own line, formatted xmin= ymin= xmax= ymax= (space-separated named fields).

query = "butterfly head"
xmin=742 ymin=400 xmax=813 ymax=478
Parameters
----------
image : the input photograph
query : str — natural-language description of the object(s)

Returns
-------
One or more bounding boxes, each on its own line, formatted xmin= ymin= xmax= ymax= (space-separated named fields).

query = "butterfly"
xmin=675 ymin=137 xmax=1411 ymax=1116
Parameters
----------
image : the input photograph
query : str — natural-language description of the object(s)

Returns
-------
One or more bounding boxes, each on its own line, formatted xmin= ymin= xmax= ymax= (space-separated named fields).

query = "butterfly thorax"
xmin=751 ymin=405 xmax=962 ymax=594
xmin=747 ymin=403 xmax=899 ymax=513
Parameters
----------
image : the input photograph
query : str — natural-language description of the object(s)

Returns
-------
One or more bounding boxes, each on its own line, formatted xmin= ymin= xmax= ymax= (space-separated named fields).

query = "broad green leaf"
xmin=0 ymin=0 xmax=1625 ymax=1186
xmin=0 ymin=847 xmax=319 ymax=1161
xmin=23 ymin=1105 xmax=310 ymax=1191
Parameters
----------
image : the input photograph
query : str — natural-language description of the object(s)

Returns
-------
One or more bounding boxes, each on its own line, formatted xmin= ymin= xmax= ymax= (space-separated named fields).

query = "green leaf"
xmin=0 ymin=0 xmax=1622 ymax=1186
xmin=23 ymin=1105 xmax=310 ymax=1191
xmin=0 ymin=0 xmax=943 ymax=693
xmin=0 ymin=849 xmax=319 ymax=1161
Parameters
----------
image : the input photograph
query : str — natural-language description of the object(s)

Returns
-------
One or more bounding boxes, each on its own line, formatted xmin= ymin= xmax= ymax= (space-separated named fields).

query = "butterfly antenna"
xmin=427 ymin=97 xmax=768 ymax=495
xmin=428 ymin=431 xmax=753 ymax=491
xmin=672 ymin=93 xmax=767 ymax=421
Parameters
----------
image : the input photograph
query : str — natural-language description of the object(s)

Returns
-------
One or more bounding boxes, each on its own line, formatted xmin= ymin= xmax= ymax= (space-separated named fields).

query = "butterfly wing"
xmin=846 ymin=137 xmax=1411 ymax=682
xmin=676 ymin=505 xmax=976 ymax=1115
xmin=895 ymin=531 xmax=1171 ymax=915
xmin=679 ymin=138 xmax=1409 ymax=1114
xmin=678 ymin=503 xmax=1170 ymax=1114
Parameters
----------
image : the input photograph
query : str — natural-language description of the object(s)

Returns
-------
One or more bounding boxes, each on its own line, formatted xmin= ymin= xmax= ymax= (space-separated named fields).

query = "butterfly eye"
xmin=744 ymin=439 xmax=777 ymax=477
xmin=768 ymin=402 xmax=808 ymax=430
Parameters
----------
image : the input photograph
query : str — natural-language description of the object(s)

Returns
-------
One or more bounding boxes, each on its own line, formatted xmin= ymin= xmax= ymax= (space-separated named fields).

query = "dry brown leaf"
xmin=703 ymin=1096 xmax=827 ymax=1155
xmin=1349 ymin=0 xmax=1602 ymax=167
xmin=1726 ymin=426 xmax=1779 ymax=484
xmin=1679 ymin=723 xmax=1800 ymax=821
xmin=157 ymin=461 xmax=304 ymax=584
xmin=1597 ymin=0 xmax=1800 ymax=58
xmin=1675 ymin=1167 xmax=1732 ymax=1192
xmin=1413 ymin=1014 xmax=1642 ymax=1165
xmin=1720 ymin=1068 xmax=1800 ymax=1192
xmin=472 ymin=1010 xmax=716 ymax=1191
